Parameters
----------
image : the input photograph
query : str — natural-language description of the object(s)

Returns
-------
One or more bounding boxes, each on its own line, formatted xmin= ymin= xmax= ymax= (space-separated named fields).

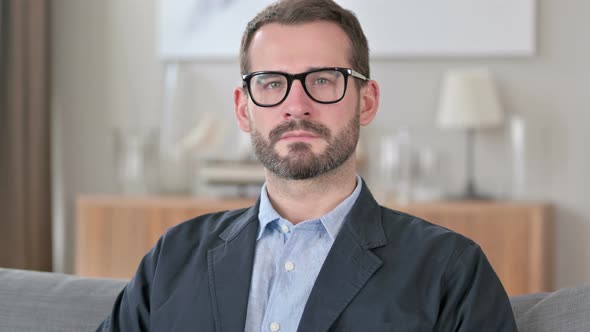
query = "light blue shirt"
xmin=244 ymin=176 xmax=363 ymax=332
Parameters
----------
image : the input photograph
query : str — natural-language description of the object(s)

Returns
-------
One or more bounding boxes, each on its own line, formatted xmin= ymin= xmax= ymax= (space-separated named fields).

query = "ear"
xmin=234 ymin=87 xmax=251 ymax=133
xmin=358 ymin=80 xmax=380 ymax=126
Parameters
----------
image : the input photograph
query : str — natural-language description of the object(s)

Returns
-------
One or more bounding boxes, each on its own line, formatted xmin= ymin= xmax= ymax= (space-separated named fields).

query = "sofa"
xmin=0 ymin=268 xmax=126 ymax=331
xmin=1 ymin=268 xmax=589 ymax=331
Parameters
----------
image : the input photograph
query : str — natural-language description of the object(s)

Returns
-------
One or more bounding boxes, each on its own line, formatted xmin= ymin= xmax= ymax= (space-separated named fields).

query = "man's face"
xmin=234 ymin=21 xmax=378 ymax=180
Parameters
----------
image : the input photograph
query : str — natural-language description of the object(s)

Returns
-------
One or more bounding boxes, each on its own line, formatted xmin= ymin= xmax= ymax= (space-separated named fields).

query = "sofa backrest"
xmin=509 ymin=284 xmax=590 ymax=332
xmin=2 ymin=268 xmax=590 ymax=331
xmin=0 ymin=268 xmax=126 ymax=332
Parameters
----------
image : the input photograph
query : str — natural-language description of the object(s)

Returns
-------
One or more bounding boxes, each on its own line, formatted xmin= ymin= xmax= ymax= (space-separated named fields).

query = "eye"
xmin=314 ymin=77 xmax=331 ymax=86
xmin=308 ymin=70 xmax=341 ymax=87
xmin=254 ymin=74 xmax=285 ymax=90
xmin=264 ymin=81 xmax=283 ymax=89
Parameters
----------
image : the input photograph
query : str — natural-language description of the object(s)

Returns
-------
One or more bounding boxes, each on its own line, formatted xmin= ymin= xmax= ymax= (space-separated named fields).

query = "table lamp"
xmin=437 ymin=68 xmax=504 ymax=199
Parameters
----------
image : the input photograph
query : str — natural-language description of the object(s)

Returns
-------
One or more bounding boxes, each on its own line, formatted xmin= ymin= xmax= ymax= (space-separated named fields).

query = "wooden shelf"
xmin=75 ymin=196 xmax=553 ymax=295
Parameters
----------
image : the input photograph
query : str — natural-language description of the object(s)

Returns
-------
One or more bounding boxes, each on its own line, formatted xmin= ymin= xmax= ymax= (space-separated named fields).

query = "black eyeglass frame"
xmin=241 ymin=67 xmax=369 ymax=107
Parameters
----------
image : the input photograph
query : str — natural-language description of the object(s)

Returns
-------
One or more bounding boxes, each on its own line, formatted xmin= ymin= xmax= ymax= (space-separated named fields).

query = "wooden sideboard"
xmin=75 ymin=196 xmax=553 ymax=296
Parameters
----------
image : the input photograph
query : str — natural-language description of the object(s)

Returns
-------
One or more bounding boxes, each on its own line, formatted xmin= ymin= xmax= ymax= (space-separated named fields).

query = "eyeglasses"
xmin=242 ymin=67 xmax=368 ymax=107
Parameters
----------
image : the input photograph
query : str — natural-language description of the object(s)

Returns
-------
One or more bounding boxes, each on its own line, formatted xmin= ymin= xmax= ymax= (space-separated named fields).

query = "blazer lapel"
xmin=297 ymin=183 xmax=387 ymax=332
xmin=207 ymin=203 xmax=260 ymax=332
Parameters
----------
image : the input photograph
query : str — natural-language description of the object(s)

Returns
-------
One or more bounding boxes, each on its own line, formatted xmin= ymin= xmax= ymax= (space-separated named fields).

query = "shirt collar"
xmin=257 ymin=175 xmax=363 ymax=240
xmin=257 ymin=183 xmax=283 ymax=240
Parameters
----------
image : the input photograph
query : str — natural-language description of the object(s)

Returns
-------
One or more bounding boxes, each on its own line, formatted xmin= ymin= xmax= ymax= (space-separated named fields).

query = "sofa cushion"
xmin=510 ymin=284 xmax=590 ymax=332
xmin=0 ymin=268 xmax=126 ymax=332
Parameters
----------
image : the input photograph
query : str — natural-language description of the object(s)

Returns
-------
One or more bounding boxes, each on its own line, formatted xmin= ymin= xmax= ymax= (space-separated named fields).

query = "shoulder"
xmin=377 ymin=205 xmax=481 ymax=267
xmin=159 ymin=206 xmax=253 ymax=249
xmin=363 ymin=204 xmax=515 ymax=328
xmin=380 ymin=205 xmax=474 ymax=247
xmin=137 ymin=206 xmax=256 ymax=283
xmin=165 ymin=207 xmax=251 ymax=237
xmin=375 ymin=205 xmax=498 ymax=291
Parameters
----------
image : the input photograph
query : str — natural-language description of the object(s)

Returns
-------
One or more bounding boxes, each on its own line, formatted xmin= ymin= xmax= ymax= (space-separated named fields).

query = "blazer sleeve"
xmin=434 ymin=241 xmax=518 ymax=331
xmin=96 ymin=237 xmax=163 ymax=332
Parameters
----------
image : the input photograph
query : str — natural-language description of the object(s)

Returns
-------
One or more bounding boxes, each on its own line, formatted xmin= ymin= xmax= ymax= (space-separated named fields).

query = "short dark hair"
xmin=239 ymin=0 xmax=370 ymax=82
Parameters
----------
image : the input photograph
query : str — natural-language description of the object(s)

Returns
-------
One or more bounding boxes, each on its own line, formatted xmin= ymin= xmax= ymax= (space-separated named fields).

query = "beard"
xmin=250 ymin=110 xmax=360 ymax=180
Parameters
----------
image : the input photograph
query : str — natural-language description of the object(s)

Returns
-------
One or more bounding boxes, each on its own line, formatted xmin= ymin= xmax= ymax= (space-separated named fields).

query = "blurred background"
xmin=1 ymin=0 xmax=588 ymax=294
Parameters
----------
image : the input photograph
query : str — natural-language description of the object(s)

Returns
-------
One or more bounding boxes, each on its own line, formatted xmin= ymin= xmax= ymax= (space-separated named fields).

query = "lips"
xmin=269 ymin=120 xmax=331 ymax=145
xmin=280 ymin=130 xmax=320 ymax=140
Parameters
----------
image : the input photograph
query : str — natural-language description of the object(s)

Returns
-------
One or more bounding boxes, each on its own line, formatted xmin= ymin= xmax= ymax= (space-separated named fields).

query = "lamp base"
xmin=447 ymin=192 xmax=494 ymax=201
xmin=448 ymin=181 xmax=494 ymax=201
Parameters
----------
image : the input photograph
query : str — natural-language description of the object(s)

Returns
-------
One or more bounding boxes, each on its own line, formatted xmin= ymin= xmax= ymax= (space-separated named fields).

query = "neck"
xmin=264 ymin=155 xmax=358 ymax=224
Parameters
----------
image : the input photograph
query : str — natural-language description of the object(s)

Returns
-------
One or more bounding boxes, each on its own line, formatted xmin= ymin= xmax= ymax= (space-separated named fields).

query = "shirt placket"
xmin=262 ymin=221 xmax=297 ymax=332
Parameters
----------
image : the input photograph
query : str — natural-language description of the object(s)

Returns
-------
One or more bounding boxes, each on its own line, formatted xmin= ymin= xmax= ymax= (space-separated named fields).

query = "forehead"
xmin=247 ymin=21 xmax=352 ymax=73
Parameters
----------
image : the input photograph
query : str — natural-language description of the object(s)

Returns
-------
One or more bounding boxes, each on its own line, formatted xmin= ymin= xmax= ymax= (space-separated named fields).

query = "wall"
xmin=51 ymin=0 xmax=162 ymax=272
xmin=52 ymin=0 xmax=590 ymax=289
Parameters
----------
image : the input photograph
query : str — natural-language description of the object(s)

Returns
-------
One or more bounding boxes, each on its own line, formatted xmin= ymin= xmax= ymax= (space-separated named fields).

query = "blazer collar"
xmin=208 ymin=199 xmax=260 ymax=331
xmin=340 ymin=180 xmax=387 ymax=249
xmin=218 ymin=198 xmax=260 ymax=242
xmin=297 ymin=181 xmax=387 ymax=332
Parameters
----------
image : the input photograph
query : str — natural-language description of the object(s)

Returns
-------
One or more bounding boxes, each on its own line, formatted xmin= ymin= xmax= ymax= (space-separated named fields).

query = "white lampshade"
xmin=437 ymin=68 xmax=504 ymax=129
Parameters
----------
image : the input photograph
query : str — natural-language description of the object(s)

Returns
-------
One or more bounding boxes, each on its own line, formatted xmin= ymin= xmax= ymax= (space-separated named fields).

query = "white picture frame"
xmin=159 ymin=0 xmax=536 ymax=60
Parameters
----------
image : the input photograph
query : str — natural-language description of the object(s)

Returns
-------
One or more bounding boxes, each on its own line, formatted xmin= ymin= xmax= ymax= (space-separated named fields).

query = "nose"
xmin=281 ymin=80 xmax=313 ymax=120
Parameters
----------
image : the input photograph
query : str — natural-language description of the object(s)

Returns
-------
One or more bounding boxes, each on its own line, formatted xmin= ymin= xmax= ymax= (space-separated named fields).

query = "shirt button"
xmin=270 ymin=322 xmax=280 ymax=331
xmin=280 ymin=224 xmax=290 ymax=233
xmin=284 ymin=261 xmax=295 ymax=272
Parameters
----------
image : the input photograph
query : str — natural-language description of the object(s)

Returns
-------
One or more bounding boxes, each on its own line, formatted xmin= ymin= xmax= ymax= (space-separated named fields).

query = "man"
xmin=99 ymin=0 xmax=517 ymax=331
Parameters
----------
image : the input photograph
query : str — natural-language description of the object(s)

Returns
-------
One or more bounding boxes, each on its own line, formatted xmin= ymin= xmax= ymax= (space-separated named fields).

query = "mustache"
xmin=268 ymin=120 xmax=331 ymax=145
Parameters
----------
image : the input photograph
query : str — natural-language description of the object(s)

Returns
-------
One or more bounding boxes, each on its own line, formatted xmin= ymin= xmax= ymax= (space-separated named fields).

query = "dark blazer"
xmin=98 ymin=182 xmax=517 ymax=331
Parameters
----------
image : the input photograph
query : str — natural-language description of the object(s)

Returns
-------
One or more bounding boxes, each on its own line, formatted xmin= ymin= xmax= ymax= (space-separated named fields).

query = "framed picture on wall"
xmin=159 ymin=0 xmax=536 ymax=60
